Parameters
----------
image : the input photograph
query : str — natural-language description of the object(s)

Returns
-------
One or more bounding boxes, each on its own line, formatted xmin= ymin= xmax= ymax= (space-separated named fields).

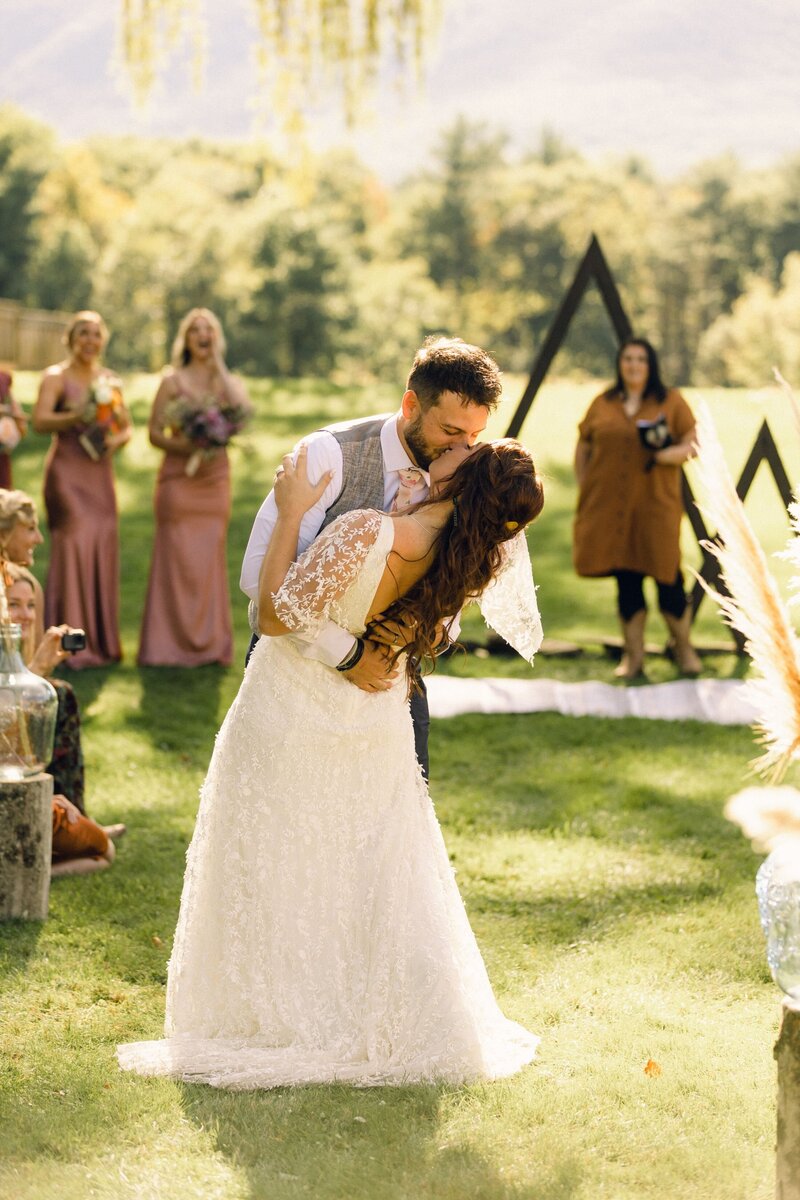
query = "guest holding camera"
xmin=573 ymin=337 xmax=701 ymax=681
xmin=33 ymin=310 xmax=132 ymax=669
xmin=3 ymin=557 xmax=88 ymax=813
xmin=0 ymin=489 xmax=89 ymax=813
xmin=5 ymin=564 xmax=122 ymax=875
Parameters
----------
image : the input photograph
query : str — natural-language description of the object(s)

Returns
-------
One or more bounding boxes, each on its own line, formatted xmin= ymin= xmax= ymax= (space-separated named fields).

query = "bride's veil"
xmin=477 ymin=531 xmax=543 ymax=664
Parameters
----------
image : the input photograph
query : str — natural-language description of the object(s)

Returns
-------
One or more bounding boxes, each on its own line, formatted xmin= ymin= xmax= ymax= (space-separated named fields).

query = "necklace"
xmin=402 ymin=512 xmax=446 ymax=550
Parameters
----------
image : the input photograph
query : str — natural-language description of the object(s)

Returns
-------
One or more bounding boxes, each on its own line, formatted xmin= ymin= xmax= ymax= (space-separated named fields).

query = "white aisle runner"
xmin=427 ymin=676 xmax=757 ymax=725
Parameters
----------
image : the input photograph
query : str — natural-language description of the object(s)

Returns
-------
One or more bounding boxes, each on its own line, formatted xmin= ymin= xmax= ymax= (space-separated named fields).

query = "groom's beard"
xmin=404 ymin=415 xmax=438 ymax=471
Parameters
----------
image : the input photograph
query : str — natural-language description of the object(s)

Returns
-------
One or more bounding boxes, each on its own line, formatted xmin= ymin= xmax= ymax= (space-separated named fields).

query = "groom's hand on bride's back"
xmin=342 ymin=639 xmax=400 ymax=692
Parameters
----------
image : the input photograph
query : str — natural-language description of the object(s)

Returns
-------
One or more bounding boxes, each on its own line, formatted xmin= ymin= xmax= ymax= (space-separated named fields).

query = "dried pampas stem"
xmin=693 ymin=401 xmax=800 ymax=779
xmin=773 ymin=368 xmax=800 ymax=445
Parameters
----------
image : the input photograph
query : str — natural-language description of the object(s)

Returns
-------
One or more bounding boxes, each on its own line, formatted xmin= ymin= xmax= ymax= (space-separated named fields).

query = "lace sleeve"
xmin=271 ymin=509 xmax=385 ymax=637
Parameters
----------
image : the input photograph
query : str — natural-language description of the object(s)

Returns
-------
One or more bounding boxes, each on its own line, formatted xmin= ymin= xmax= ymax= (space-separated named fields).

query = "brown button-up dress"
xmin=573 ymin=388 xmax=695 ymax=585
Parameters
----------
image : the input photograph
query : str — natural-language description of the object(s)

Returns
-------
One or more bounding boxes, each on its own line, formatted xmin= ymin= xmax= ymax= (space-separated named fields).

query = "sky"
xmin=3 ymin=0 xmax=800 ymax=180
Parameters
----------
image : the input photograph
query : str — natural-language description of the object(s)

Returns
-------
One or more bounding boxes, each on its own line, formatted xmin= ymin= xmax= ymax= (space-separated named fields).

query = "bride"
xmin=118 ymin=438 xmax=545 ymax=1089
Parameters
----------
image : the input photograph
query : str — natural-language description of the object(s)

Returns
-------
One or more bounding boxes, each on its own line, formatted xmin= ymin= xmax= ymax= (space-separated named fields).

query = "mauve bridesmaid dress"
xmin=43 ymin=379 xmax=122 ymax=669
xmin=137 ymin=446 xmax=233 ymax=667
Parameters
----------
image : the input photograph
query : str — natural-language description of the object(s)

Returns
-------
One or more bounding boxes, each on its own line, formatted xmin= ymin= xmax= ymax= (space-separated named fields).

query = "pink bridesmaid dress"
xmin=43 ymin=379 xmax=122 ymax=669
xmin=137 ymin=442 xmax=233 ymax=667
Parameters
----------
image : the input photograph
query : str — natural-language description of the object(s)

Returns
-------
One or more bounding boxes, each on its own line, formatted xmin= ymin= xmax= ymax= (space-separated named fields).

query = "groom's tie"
xmin=391 ymin=467 xmax=426 ymax=512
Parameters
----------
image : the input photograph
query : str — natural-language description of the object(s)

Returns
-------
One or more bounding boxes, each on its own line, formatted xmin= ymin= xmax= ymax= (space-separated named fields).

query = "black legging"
xmin=614 ymin=569 xmax=687 ymax=622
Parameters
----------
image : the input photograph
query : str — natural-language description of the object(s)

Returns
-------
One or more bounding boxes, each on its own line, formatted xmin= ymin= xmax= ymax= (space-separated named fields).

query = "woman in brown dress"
xmin=138 ymin=308 xmax=250 ymax=667
xmin=33 ymin=311 xmax=132 ymax=669
xmin=573 ymin=337 xmax=701 ymax=681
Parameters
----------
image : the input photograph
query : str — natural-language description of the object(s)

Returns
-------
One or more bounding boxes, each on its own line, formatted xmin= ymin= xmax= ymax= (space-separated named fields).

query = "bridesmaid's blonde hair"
xmin=0 ymin=489 xmax=37 ymax=539
xmin=171 ymin=308 xmax=227 ymax=369
xmin=64 ymin=311 xmax=109 ymax=350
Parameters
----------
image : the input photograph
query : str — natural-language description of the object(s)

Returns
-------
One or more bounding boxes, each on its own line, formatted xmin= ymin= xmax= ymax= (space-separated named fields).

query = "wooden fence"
xmin=0 ymin=300 xmax=71 ymax=370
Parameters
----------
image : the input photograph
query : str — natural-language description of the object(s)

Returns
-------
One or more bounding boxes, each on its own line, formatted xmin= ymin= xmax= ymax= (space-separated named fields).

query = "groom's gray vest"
xmin=248 ymin=413 xmax=391 ymax=633
xmin=319 ymin=413 xmax=389 ymax=528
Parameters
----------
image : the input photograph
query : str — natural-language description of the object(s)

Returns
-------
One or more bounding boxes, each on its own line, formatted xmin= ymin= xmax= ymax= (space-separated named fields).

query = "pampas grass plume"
xmin=725 ymin=786 xmax=800 ymax=852
xmin=694 ymin=401 xmax=800 ymax=778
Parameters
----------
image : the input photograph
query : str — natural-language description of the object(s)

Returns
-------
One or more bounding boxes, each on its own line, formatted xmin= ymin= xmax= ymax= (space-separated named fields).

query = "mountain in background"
xmin=4 ymin=0 xmax=800 ymax=179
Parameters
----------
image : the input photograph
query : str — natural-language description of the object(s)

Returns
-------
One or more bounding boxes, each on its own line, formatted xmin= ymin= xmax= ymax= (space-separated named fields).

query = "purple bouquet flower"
xmin=166 ymin=393 xmax=252 ymax=475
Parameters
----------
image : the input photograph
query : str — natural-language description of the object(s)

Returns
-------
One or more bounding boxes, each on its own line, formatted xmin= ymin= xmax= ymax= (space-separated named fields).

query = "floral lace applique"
xmin=272 ymin=509 xmax=387 ymax=637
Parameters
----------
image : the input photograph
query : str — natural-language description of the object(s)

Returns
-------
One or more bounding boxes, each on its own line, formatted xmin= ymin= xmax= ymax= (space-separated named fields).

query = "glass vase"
xmin=756 ymin=836 xmax=800 ymax=1002
xmin=0 ymin=623 xmax=58 ymax=781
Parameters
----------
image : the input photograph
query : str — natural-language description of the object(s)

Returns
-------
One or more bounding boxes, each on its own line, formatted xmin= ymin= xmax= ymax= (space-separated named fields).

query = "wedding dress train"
xmin=118 ymin=511 xmax=538 ymax=1088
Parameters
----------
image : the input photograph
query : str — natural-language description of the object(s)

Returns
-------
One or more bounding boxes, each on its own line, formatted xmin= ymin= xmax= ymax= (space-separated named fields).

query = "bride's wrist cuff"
xmin=336 ymin=638 xmax=364 ymax=672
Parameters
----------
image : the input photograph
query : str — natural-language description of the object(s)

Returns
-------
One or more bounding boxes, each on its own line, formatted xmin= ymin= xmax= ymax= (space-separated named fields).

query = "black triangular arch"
xmin=506 ymin=235 xmax=796 ymax=646
xmin=505 ymin=234 xmax=632 ymax=438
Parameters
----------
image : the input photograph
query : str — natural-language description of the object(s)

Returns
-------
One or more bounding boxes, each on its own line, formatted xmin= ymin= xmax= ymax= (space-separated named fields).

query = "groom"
xmin=239 ymin=335 xmax=503 ymax=778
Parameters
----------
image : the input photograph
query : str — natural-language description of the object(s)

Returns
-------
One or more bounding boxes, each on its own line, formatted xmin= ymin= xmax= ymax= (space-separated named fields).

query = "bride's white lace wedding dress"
xmin=118 ymin=510 xmax=539 ymax=1088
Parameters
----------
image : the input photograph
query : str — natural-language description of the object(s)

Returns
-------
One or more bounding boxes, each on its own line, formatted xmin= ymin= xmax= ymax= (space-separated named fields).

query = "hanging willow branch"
xmin=118 ymin=0 xmax=440 ymax=124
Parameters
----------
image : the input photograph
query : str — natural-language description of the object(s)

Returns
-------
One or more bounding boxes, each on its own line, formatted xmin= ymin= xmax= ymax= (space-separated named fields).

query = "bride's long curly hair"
xmin=380 ymin=439 xmax=544 ymax=685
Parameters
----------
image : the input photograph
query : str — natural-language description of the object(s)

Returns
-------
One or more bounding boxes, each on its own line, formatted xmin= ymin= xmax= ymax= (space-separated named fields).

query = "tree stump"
xmin=0 ymin=773 xmax=53 ymax=920
xmin=776 ymin=1003 xmax=800 ymax=1199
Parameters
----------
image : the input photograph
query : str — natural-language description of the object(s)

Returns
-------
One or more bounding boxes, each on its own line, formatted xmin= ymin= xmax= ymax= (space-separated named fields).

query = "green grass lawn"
xmin=0 ymin=373 xmax=793 ymax=1199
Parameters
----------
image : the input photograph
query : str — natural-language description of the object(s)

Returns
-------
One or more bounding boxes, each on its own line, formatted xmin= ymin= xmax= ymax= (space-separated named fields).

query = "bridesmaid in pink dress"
xmin=0 ymin=371 xmax=28 ymax=488
xmin=33 ymin=311 xmax=132 ymax=670
xmin=138 ymin=309 xmax=250 ymax=667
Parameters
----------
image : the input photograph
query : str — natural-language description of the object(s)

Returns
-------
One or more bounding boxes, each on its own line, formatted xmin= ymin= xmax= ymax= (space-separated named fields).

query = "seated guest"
xmin=51 ymin=793 xmax=116 ymax=877
xmin=0 ymin=488 xmax=44 ymax=641
xmin=0 ymin=491 xmax=86 ymax=810
xmin=0 ymin=490 xmax=124 ymax=827
xmin=5 ymin=564 xmax=124 ymax=874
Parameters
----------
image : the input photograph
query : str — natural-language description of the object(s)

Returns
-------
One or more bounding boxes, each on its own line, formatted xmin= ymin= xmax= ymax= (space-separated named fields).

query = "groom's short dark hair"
xmin=407 ymin=336 xmax=502 ymax=411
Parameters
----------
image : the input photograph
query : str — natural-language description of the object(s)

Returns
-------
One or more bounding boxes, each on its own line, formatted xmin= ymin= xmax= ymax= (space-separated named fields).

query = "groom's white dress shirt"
xmin=240 ymin=412 xmax=430 ymax=668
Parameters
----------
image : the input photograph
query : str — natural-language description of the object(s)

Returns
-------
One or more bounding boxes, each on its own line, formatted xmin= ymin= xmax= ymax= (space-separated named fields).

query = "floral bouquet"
xmin=165 ymin=394 xmax=252 ymax=476
xmin=78 ymin=375 xmax=125 ymax=461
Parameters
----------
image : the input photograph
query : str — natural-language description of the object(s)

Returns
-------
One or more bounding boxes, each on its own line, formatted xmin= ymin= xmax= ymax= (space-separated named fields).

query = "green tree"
xmin=404 ymin=119 xmax=507 ymax=295
xmin=93 ymin=154 xmax=239 ymax=368
xmin=698 ymin=253 xmax=800 ymax=386
xmin=26 ymin=219 xmax=95 ymax=312
xmin=0 ymin=106 xmax=55 ymax=299
xmin=235 ymin=204 xmax=356 ymax=376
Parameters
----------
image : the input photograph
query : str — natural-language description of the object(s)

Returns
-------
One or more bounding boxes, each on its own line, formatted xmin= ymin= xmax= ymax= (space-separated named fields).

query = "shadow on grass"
xmin=53 ymin=664 xmax=113 ymax=715
xmin=0 ymin=919 xmax=45 ymax=983
xmin=178 ymin=1081 xmax=570 ymax=1200
xmin=431 ymin=712 xmax=756 ymax=863
xmin=469 ymin=876 xmax=724 ymax=952
xmin=133 ymin=664 xmax=226 ymax=753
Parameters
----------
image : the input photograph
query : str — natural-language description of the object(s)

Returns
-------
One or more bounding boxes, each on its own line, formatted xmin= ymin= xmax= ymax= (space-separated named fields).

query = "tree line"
xmin=2 ymin=104 xmax=799 ymax=387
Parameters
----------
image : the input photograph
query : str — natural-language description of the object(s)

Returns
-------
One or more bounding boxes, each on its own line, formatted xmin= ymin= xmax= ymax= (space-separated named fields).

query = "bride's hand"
xmin=366 ymin=612 xmax=417 ymax=651
xmin=274 ymin=443 xmax=333 ymax=519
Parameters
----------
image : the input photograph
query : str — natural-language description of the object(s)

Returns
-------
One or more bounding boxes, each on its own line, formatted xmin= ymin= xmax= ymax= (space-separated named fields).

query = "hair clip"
xmin=505 ymin=520 xmax=519 ymax=531
xmin=452 ymin=496 xmax=459 ymax=527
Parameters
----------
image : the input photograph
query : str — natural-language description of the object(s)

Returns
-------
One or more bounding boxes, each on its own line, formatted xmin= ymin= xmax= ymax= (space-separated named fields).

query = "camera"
xmin=61 ymin=629 xmax=87 ymax=653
